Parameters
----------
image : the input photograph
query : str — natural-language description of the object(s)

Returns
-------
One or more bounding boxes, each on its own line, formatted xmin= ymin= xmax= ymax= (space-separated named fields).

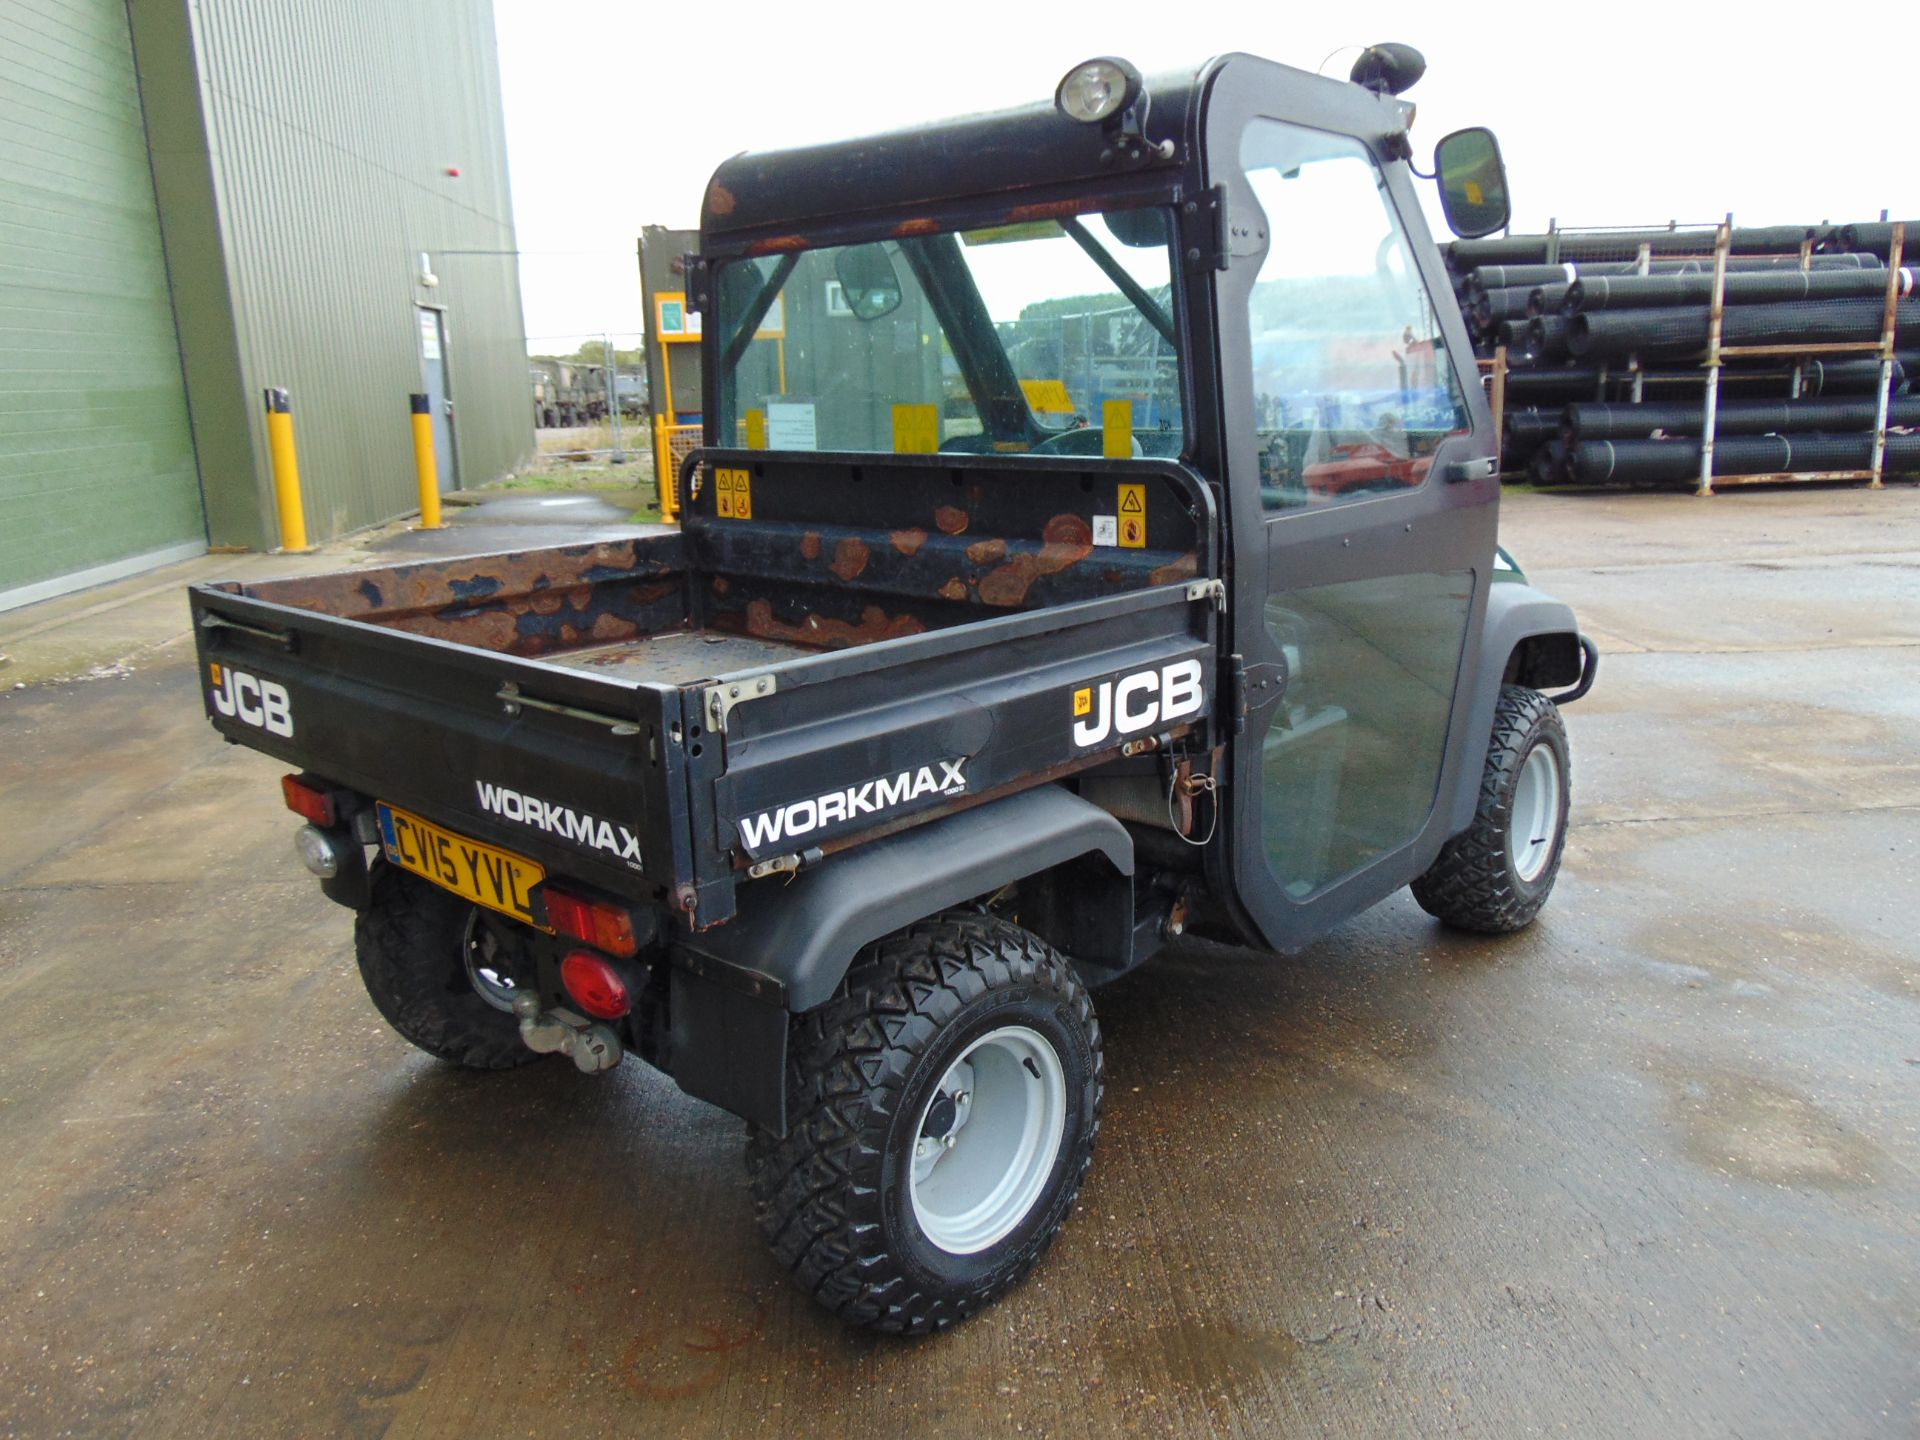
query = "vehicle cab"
xmin=684 ymin=49 xmax=1581 ymax=957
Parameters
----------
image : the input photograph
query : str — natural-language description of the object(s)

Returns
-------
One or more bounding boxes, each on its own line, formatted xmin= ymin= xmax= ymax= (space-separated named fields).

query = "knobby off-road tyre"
xmin=1411 ymin=684 xmax=1571 ymax=934
xmin=353 ymin=860 xmax=541 ymax=1070
xmin=745 ymin=913 xmax=1103 ymax=1335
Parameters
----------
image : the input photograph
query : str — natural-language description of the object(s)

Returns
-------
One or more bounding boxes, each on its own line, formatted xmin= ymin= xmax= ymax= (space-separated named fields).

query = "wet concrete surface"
xmin=0 ymin=488 xmax=1916 ymax=1437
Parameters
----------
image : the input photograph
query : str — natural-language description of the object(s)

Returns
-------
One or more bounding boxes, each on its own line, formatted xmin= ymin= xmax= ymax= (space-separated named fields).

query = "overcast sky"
xmin=493 ymin=0 xmax=1915 ymax=352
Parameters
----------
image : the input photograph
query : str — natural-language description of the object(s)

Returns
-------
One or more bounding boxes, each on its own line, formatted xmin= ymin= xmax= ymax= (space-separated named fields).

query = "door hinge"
xmin=1228 ymin=652 xmax=1289 ymax=735
xmin=703 ymin=673 xmax=777 ymax=734
xmin=1178 ymin=185 xmax=1229 ymax=273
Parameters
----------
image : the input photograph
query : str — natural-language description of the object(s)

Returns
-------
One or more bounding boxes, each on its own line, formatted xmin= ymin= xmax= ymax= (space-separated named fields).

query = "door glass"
xmin=1261 ymin=570 xmax=1475 ymax=898
xmin=1242 ymin=120 xmax=1467 ymax=511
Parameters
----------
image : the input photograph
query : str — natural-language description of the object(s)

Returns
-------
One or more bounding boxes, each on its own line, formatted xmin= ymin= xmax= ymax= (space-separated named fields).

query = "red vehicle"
xmin=1304 ymin=440 xmax=1431 ymax=496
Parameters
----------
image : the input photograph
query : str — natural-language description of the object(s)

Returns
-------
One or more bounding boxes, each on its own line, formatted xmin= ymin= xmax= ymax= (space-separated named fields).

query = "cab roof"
xmin=699 ymin=53 xmax=1416 ymax=248
xmin=700 ymin=60 xmax=1221 ymax=240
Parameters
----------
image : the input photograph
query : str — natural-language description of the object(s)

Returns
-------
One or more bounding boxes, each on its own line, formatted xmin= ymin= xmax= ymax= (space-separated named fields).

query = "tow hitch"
xmin=512 ymin=994 xmax=624 ymax=1074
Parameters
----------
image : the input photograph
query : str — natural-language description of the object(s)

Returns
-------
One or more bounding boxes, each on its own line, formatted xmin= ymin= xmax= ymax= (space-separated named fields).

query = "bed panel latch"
xmin=1185 ymin=579 xmax=1226 ymax=612
xmin=703 ymin=673 xmax=778 ymax=734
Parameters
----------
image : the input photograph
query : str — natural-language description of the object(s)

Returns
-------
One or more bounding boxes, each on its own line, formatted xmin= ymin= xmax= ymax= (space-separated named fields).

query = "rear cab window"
xmin=715 ymin=210 xmax=1186 ymax=461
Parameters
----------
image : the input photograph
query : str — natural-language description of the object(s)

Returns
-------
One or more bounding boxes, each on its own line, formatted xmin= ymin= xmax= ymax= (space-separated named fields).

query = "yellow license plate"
xmin=376 ymin=802 xmax=545 ymax=926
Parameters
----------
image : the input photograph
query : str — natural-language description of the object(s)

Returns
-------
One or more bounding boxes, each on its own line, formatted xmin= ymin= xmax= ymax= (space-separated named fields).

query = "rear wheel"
xmin=353 ymin=860 xmax=542 ymax=1069
xmin=1411 ymin=684 xmax=1570 ymax=933
xmin=746 ymin=913 xmax=1102 ymax=1334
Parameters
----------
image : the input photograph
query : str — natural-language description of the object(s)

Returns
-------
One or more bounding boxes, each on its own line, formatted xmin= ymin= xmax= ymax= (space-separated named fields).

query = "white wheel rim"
xmin=907 ymin=1025 xmax=1067 ymax=1255
xmin=1508 ymin=743 xmax=1562 ymax=884
xmin=462 ymin=910 xmax=520 ymax=1013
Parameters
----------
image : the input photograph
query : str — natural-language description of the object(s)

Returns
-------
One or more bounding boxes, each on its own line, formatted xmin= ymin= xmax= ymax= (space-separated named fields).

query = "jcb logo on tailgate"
xmin=209 ymin=663 xmax=293 ymax=737
xmin=1071 ymin=659 xmax=1203 ymax=748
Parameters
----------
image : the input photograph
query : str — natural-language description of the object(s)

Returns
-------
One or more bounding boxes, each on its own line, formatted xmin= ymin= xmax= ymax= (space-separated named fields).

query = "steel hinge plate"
xmin=703 ymin=673 xmax=777 ymax=734
xmin=1179 ymin=185 xmax=1229 ymax=273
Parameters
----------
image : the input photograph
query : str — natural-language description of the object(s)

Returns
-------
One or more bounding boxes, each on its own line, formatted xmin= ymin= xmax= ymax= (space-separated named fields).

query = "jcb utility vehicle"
xmin=193 ymin=47 xmax=1594 ymax=1334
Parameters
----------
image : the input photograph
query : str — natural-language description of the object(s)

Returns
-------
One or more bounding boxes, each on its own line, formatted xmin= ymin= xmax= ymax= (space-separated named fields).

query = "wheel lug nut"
xmin=943 ymin=1134 xmax=957 ymax=1149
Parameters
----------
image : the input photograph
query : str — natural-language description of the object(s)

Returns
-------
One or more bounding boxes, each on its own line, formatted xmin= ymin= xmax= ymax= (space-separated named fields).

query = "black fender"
xmin=665 ymin=785 xmax=1133 ymax=1133
xmin=1444 ymin=582 xmax=1590 ymax=834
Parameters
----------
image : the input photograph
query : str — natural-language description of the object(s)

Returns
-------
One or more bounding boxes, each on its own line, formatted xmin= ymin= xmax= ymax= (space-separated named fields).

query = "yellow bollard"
xmin=409 ymin=393 xmax=443 ymax=529
xmin=654 ymin=412 xmax=679 ymax=523
xmin=264 ymin=387 xmax=309 ymax=552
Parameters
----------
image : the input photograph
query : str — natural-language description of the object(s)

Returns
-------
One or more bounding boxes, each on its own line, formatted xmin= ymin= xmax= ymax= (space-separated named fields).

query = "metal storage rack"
xmin=1474 ymin=218 xmax=1909 ymax=492
xmin=1695 ymin=219 xmax=1906 ymax=495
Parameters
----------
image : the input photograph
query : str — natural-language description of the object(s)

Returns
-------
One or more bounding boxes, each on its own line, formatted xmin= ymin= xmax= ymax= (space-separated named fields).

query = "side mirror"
xmin=1434 ymin=127 xmax=1511 ymax=239
xmin=834 ymin=243 xmax=903 ymax=321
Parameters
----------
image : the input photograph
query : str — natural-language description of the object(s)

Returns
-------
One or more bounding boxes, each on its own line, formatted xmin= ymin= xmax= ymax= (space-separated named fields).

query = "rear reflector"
xmin=281 ymin=774 xmax=337 ymax=828
xmin=543 ymin=887 xmax=640 ymax=958
xmin=561 ymin=949 xmax=631 ymax=1019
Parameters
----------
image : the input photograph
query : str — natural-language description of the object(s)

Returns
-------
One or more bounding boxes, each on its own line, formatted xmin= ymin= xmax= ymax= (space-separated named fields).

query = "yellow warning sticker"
xmin=714 ymin=466 xmax=752 ymax=519
xmin=892 ymin=403 xmax=939 ymax=454
xmin=1102 ymin=400 xmax=1134 ymax=459
xmin=1117 ymin=482 xmax=1146 ymax=548
xmin=1073 ymin=687 xmax=1092 ymax=717
xmin=744 ymin=410 xmax=767 ymax=449
xmin=1020 ymin=378 xmax=1075 ymax=414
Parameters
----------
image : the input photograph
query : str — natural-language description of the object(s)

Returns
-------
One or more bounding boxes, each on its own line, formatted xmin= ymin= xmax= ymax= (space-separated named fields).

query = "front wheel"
xmin=1411 ymin=684 xmax=1571 ymax=933
xmin=746 ymin=913 xmax=1102 ymax=1334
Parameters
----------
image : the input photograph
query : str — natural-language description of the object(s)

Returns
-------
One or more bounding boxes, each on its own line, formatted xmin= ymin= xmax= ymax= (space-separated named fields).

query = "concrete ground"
xmin=1 ymin=487 xmax=1915 ymax=1437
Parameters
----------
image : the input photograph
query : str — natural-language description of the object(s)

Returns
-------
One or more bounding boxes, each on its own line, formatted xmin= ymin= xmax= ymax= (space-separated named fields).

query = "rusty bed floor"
xmin=547 ymin=628 xmax=816 ymax=685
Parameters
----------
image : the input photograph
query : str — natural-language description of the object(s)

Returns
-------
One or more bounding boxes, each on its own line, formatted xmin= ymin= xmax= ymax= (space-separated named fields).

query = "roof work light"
xmin=1055 ymin=58 xmax=1142 ymax=125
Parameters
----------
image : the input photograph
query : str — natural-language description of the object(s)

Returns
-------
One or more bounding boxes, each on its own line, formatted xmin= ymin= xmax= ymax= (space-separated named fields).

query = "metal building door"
xmin=417 ymin=306 xmax=458 ymax=489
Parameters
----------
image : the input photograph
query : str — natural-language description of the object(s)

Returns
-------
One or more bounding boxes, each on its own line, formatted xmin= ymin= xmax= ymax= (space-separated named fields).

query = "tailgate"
xmin=191 ymin=586 xmax=690 ymax=897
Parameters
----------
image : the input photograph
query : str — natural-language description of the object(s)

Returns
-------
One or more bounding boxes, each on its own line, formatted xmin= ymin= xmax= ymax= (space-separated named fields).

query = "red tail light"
xmin=561 ymin=949 xmax=631 ymax=1019
xmin=543 ymin=886 xmax=640 ymax=958
xmin=281 ymin=774 xmax=337 ymax=827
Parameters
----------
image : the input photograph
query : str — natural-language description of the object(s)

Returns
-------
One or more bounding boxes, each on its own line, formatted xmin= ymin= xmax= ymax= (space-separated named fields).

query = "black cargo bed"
xmin=191 ymin=451 xmax=1221 ymax=927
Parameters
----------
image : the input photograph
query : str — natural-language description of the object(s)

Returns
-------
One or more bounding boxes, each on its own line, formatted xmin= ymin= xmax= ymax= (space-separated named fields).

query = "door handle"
xmin=1445 ymin=456 xmax=1497 ymax=483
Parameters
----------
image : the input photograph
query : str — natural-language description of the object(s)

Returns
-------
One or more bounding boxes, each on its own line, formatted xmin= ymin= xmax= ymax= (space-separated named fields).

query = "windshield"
xmin=715 ymin=209 xmax=1184 ymax=459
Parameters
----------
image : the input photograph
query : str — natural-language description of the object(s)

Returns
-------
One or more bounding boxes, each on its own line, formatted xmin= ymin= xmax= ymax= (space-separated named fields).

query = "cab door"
xmin=1203 ymin=67 xmax=1501 ymax=951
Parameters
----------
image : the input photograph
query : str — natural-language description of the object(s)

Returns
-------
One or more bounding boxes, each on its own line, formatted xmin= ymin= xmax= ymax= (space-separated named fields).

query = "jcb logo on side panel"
xmin=209 ymin=662 xmax=294 ymax=737
xmin=1071 ymin=659 xmax=1203 ymax=748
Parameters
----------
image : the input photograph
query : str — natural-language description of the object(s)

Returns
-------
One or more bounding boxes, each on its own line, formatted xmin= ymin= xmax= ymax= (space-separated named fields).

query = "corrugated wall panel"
xmin=0 ymin=0 xmax=204 ymax=600
xmin=188 ymin=0 xmax=531 ymax=543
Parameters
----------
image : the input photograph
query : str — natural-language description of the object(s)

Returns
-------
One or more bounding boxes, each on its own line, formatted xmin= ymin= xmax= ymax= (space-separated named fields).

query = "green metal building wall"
xmin=135 ymin=0 xmax=532 ymax=549
xmin=0 ymin=0 xmax=206 ymax=604
xmin=1 ymin=0 xmax=530 ymax=609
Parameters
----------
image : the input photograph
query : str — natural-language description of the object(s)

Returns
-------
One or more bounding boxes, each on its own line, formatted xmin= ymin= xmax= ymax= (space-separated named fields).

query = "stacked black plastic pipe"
xmin=1445 ymin=220 xmax=1920 ymax=486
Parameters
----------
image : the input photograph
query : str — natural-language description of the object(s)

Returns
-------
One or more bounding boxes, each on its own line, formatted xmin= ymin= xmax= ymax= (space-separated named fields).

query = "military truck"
xmin=192 ymin=46 xmax=1594 ymax=1334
